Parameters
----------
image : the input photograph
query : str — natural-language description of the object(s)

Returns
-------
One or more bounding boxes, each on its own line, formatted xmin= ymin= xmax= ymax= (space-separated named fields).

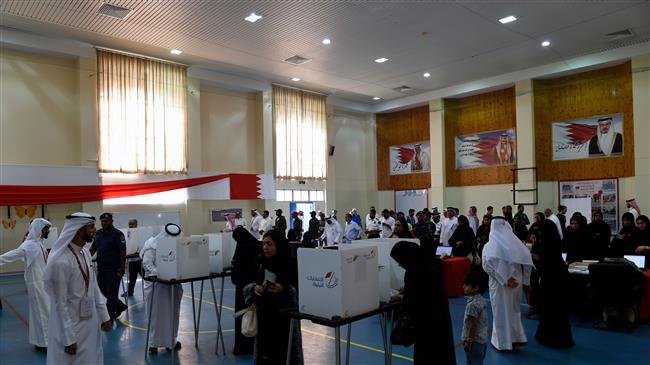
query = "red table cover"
xmin=441 ymin=257 xmax=471 ymax=297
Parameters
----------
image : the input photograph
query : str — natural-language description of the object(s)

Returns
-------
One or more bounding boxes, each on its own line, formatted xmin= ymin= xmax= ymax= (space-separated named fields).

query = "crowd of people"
xmin=2 ymin=197 xmax=648 ymax=364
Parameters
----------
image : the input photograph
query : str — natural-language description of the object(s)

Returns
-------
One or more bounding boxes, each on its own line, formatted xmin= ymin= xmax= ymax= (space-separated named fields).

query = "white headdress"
xmin=483 ymin=216 xmax=533 ymax=284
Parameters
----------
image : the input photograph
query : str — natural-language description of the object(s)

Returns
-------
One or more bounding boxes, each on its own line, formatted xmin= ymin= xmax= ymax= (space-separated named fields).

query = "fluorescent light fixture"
xmin=245 ymin=12 xmax=262 ymax=22
xmin=170 ymin=49 xmax=182 ymax=55
xmin=541 ymin=40 xmax=551 ymax=47
xmin=322 ymin=38 xmax=331 ymax=45
xmin=374 ymin=57 xmax=389 ymax=63
xmin=373 ymin=96 xmax=381 ymax=100
xmin=291 ymin=77 xmax=301 ymax=81
xmin=423 ymin=72 xmax=431 ymax=78
xmin=499 ymin=15 xmax=517 ymax=24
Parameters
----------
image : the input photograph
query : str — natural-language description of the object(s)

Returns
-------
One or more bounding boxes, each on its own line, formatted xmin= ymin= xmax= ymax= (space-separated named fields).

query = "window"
xmin=97 ymin=49 xmax=188 ymax=173
xmin=273 ymin=85 xmax=327 ymax=179
xmin=276 ymin=190 xmax=324 ymax=202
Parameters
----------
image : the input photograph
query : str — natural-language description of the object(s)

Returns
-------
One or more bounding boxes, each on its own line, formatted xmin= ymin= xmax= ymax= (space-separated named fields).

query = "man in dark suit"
xmin=588 ymin=117 xmax=622 ymax=156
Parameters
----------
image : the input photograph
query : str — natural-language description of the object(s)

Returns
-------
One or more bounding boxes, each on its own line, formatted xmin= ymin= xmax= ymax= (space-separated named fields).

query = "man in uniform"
xmin=90 ymin=213 xmax=127 ymax=320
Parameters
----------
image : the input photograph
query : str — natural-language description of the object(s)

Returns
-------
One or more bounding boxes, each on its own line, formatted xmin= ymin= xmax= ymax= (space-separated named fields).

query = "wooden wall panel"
xmin=534 ymin=62 xmax=634 ymax=180
xmin=444 ymin=87 xmax=516 ymax=186
xmin=376 ymin=106 xmax=430 ymax=190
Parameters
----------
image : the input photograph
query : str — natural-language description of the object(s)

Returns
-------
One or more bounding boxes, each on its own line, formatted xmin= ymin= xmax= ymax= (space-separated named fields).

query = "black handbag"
xmin=390 ymin=306 xmax=416 ymax=347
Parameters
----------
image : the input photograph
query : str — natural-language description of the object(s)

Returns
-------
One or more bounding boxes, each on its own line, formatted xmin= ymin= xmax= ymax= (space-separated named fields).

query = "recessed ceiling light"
xmin=423 ymin=72 xmax=431 ymax=78
xmin=245 ymin=12 xmax=262 ymax=23
xmin=541 ymin=40 xmax=551 ymax=47
xmin=373 ymin=96 xmax=381 ymax=100
xmin=170 ymin=49 xmax=182 ymax=55
xmin=291 ymin=77 xmax=301 ymax=82
xmin=374 ymin=57 xmax=389 ymax=63
xmin=322 ymin=38 xmax=331 ymax=45
xmin=499 ymin=15 xmax=517 ymax=24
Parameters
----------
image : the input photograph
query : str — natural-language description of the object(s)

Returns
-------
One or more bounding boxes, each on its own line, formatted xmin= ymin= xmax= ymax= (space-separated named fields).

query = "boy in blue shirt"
xmin=462 ymin=271 xmax=489 ymax=365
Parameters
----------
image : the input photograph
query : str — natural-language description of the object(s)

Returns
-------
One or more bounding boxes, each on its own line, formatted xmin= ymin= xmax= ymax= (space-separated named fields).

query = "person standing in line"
xmin=482 ymin=217 xmax=534 ymax=351
xmin=123 ymin=219 xmax=143 ymax=298
xmin=406 ymin=209 xmax=417 ymax=226
xmin=626 ymin=198 xmax=641 ymax=221
xmin=307 ymin=211 xmax=320 ymax=239
xmin=320 ymin=216 xmax=342 ymax=246
xmin=343 ymin=213 xmax=362 ymax=243
xmin=350 ymin=208 xmax=362 ymax=227
xmin=544 ymin=209 xmax=563 ymax=240
xmin=513 ymin=205 xmax=530 ymax=226
xmin=462 ymin=271 xmax=489 ymax=365
xmin=0 ymin=218 xmax=52 ymax=350
xmin=467 ymin=206 xmax=480 ymax=235
xmin=365 ymin=208 xmax=382 ymax=239
xmin=43 ymin=213 xmax=113 ymax=364
xmin=260 ymin=210 xmax=273 ymax=237
xmin=440 ymin=207 xmax=458 ymax=247
xmin=533 ymin=221 xmax=575 ymax=348
xmin=274 ymin=209 xmax=287 ymax=234
xmin=486 ymin=206 xmax=494 ymax=217
xmin=141 ymin=223 xmax=183 ymax=353
xmin=89 ymin=213 xmax=127 ymax=320
xmin=379 ymin=209 xmax=396 ymax=238
xmin=556 ymin=205 xmax=567 ymax=233
xmin=250 ymin=209 xmax=264 ymax=240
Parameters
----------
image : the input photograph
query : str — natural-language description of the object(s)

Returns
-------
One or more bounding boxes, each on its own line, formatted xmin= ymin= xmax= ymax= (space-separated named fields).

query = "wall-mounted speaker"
xmin=328 ymin=145 xmax=335 ymax=156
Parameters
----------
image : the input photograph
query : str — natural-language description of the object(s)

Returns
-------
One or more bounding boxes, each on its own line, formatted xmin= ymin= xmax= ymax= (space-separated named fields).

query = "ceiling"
xmin=1 ymin=0 xmax=649 ymax=108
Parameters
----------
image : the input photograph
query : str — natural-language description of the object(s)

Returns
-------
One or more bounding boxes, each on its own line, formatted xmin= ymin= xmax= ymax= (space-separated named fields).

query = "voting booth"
xmin=42 ymin=226 xmax=58 ymax=249
xmin=351 ymin=238 xmax=419 ymax=301
xmin=120 ymin=226 xmax=154 ymax=255
xmin=298 ymin=245 xmax=379 ymax=319
xmin=203 ymin=233 xmax=235 ymax=273
xmin=156 ymin=236 xmax=210 ymax=280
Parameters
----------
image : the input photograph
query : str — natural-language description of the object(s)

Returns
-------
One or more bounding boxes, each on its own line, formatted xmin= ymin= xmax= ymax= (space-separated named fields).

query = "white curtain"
xmin=273 ymin=85 xmax=327 ymax=179
xmin=97 ymin=49 xmax=187 ymax=173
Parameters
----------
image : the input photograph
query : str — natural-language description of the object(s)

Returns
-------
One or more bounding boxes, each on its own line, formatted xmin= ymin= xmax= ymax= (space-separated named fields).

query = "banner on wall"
xmin=454 ymin=129 xmax=516 ymax=169
xmin=559 ymin=178 xmax=618 ymax=234
xmin=552 ymin=113 xmax=623 ymax=161
xmin=389 ymin=141 xmax=430 ymax=175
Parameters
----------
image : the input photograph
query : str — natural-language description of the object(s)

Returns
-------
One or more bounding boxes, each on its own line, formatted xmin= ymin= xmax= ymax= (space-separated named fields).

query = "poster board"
xmin=389 ymin=141 xmax=430 ymax=175
xmin=559 ymin=178 xmax=618 ymax=234
xmin=455 ymin=128 xmax=516 ymax=169
xmin=395 ymin=189 xmax=428 ymax=214
xmin=552 ymin=113 xmax=623 ymax=161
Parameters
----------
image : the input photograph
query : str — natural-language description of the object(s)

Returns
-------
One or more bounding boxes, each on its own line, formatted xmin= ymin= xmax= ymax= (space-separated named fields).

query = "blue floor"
xmin=1 ymin=272 xmax=649 ymax=364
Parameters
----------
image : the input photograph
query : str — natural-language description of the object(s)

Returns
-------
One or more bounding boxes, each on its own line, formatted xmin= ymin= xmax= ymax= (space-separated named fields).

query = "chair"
xmin=588 ymin=260 xmax=646 ymax=332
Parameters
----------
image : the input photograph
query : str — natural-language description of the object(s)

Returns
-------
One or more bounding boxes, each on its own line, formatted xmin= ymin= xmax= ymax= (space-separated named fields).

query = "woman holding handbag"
xmin=243 ymin=230 xmax=303 ymax=365
xmin=390 ymin=240 xmax=456 ymax=365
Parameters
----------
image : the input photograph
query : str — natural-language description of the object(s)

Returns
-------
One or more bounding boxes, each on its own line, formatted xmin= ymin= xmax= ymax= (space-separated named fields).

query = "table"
xmin=281 ymin=301 xmax=400 ymax=365
xmin=143 ymin=271 xmax=230 ymax=362
xmin=441 ymin=257 xmax=471 ymax=297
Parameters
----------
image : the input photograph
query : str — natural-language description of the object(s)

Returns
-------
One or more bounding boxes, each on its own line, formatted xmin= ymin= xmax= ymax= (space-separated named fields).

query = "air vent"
xmin=97 ymin=3 xmax=131 ymax=20
xmin=393 ymin=85 xmax=413 ymax=93
xmin=605 ymin=28 xmax=634 ymax=41
xmin=284 ymin=55 xmax=311 ymax=65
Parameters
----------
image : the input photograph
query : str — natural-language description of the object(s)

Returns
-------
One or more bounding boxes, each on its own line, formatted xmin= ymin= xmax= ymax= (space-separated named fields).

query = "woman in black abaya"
xmin=534 ymin=220 xmax=575 ymax=348
xmin=231 ymin=227 xmax=262 ymax=355
xmin=391 ymin=241 xmax=456 ymax=365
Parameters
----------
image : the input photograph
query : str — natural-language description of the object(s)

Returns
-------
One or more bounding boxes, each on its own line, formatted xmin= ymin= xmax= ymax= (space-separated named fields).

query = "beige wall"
xmin=0 ymin=49 xmax=80 ymax=166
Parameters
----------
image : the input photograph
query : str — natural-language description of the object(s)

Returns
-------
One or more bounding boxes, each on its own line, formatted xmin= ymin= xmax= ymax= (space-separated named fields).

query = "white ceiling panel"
xmin=1 ymin=0 xmax=649 ymax=106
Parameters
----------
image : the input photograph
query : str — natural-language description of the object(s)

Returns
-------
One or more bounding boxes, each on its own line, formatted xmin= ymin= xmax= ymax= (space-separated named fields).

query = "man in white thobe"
xmin=343 ymin=213 xmax=361 ymax=243
xmin=379 ymin=209 xmax=395 ymax=238
xmin=0 ymin=218 xmax=52 ymax=350
xmin=43 ymin=213 xmax=112 ymax=365
xmin=482 ymin=216 xmax=534 ymax=351
xmin=544 ymin=208 xmax=564 ymax=239
xmin=320 ymin=216 xmax=342 ymax=246
xmin=141 ymin=223 xmax=183 ymax=353
xmin=626 ymin=198 xmax=641 ymax=221
xmin=440 ymin=207 xmax=458 ymax=247
xmin=259 ymin=210 xmax=274 ymax=237
xmin=250 ymin=209 xmax=263 ymax=240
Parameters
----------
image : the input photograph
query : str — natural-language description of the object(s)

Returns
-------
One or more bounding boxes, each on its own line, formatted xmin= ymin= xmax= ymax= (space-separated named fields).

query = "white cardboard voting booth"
xmin=156 ymin=236 xmax=210 ymax=280
xmin=351 ymin=238 xmax=419 ymax=301
xmin=42 ymin=226 xmax=58 ymax=249
xmin=120 ymin=226 xmax=154 ymax=255
xmin=202 ymin=233 xmax=235 ymax=273
xmin=298 ymin=245 xmax=379 ymax=319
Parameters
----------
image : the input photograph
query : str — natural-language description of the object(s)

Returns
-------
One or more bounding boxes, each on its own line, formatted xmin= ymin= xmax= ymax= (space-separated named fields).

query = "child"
xmin=462 ymin=270 xmax=488 ymax=365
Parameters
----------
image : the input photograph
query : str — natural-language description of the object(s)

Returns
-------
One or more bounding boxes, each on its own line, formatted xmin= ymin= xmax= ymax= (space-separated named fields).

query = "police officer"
xmin=90 ymin=213 xmax=127 ymax=319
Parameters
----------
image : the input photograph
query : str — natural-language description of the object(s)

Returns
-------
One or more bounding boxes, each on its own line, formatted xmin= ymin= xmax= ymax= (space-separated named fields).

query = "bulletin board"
xmin=395 ymin=189 xmax=428 ymax=214
xmin=558 ymin=178 xmax=618 ymax=234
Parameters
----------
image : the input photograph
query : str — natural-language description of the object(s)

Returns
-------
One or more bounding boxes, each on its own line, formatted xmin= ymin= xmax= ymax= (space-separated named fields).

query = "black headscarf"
xmin=231 ymin=227 xmax=262 ymax=286
xmin=448 ymin=215 xmax=477 ymax=257
xmin=259 ymin=230 xmax=297 ymax=288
